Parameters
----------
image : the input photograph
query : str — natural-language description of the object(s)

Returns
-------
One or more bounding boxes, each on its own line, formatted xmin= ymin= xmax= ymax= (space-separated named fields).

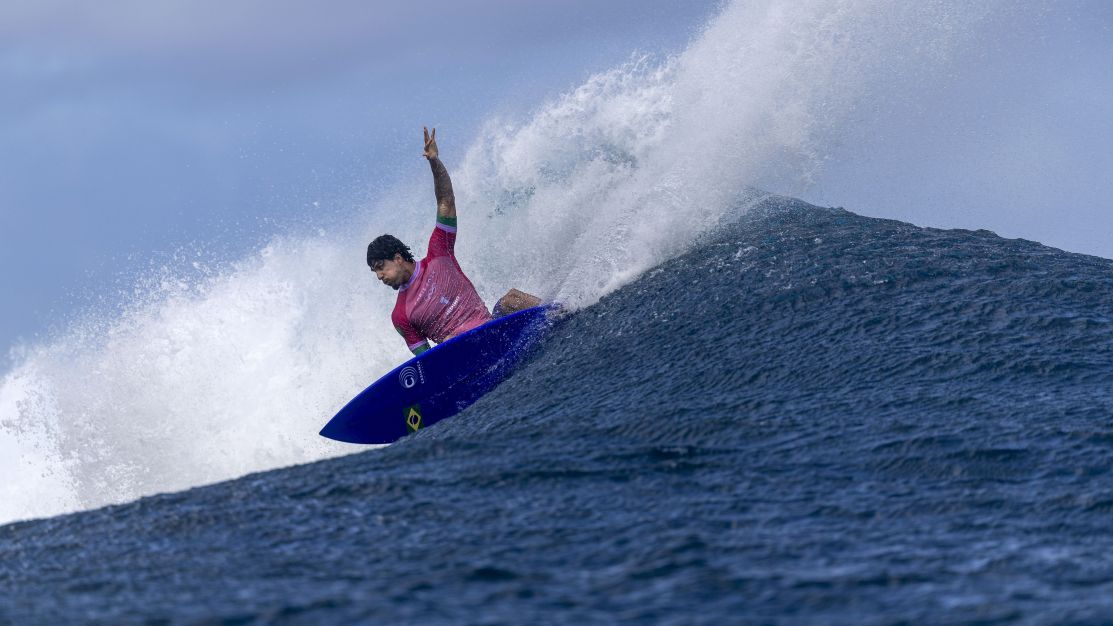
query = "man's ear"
xmin=394 ymin=252 xmax=404 ymax=264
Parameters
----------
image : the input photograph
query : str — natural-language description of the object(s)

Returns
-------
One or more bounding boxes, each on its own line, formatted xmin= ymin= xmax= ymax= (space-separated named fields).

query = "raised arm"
xmin=423 ymin=127 xmax=456 ymax=221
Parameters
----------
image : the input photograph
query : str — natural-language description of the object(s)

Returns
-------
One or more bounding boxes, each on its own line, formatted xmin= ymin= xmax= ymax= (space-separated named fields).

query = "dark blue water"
xmin=3 ymin=196 xmax=1112 ymax=624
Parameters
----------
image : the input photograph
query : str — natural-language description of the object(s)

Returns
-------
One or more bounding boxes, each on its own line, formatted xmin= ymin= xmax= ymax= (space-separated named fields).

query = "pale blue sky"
xmin=810 ymin=1 xmax=1113 ymax=253
xmin=2 ymin=1 xmax=1111 ymax=363
xmin=0 ymin=0 xmax=722 ymax=357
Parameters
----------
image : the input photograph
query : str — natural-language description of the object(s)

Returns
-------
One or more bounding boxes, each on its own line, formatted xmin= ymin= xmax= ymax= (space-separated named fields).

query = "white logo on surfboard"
xmin=398 ymin=363 xmax=426 ymax=389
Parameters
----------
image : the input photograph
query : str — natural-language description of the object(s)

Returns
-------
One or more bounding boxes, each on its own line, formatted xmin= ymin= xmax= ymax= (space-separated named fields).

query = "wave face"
xmin=3 ymin=198 xmax=1112 ymax=622
xmin=0 ymin=0 xmax=994 ymax=524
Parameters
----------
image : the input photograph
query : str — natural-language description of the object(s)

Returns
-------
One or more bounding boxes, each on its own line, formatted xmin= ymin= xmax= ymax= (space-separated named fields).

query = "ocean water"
xmin=0 ymin=0 xmax=996 ymax=526
xmin=2 ymin=197 xmax=1112 ymax=623
xmin=4 ymin=0 xmax=1111 ymax=622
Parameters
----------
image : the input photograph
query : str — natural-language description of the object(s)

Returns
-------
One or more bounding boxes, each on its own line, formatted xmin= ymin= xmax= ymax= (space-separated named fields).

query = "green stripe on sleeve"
xmin=436 ymin=215 xmax=457 ymax=227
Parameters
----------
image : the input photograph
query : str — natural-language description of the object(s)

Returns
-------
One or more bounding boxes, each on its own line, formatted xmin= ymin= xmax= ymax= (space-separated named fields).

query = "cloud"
xmin=0 ymin=0 xmax=713 ymax=87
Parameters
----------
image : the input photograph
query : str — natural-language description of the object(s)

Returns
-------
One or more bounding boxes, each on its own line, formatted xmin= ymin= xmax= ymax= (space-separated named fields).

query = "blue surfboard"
xmin=319 ymin=305 xmax=557 ymax=444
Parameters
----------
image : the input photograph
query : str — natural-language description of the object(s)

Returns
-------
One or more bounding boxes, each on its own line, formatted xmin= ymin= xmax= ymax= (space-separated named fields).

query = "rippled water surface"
xmin=3 ymin=198 xmax=1113 ymax=624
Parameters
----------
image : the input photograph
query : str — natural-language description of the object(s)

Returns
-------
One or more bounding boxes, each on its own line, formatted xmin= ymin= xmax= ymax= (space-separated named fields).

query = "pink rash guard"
xmin=391 ymin=217 xmax=491 ymax=354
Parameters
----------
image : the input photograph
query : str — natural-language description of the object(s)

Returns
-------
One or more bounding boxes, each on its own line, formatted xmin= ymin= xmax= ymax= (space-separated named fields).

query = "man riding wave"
xmin=366 ymin=128 xmax=540 ymax=356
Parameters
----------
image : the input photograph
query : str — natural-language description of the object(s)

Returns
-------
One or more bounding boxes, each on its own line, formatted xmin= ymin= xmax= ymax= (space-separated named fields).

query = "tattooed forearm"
xmin=428 ymin=156 xmax=456 ymax=218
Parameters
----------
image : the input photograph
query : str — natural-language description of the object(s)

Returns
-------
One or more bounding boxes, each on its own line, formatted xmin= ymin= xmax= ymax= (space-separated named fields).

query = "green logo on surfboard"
xmin=405 ymin=404 xmax=423 ymax=433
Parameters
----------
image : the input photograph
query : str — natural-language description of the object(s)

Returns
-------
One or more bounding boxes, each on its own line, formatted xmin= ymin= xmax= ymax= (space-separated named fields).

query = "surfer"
xmin=366 ymin=127 xmax=541 ymax=356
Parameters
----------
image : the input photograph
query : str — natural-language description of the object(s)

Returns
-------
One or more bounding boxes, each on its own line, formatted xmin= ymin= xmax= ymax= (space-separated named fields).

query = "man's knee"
xmin=493 ymin=288 xmax=541 ymax=317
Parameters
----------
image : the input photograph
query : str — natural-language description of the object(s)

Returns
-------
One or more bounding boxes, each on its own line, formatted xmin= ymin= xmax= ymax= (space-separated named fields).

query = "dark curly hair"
xmin=366 ymin=234 xmax=414 ymax=267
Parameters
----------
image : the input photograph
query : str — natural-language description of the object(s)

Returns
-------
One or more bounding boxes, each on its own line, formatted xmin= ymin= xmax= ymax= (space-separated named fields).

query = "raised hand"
xmin=423 ymin=126 xmax=439 ymax=160
xmin=422 ymin=126 xmax=455 ymax=219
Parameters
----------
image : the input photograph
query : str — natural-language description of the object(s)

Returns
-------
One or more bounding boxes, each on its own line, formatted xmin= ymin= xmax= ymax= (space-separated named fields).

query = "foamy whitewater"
xmin=0 ymin=0 xmax=994 ymax=524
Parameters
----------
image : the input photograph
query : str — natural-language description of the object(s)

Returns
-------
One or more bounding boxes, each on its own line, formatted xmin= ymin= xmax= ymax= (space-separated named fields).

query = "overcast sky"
xmin=0 ymin=0 xmax=722 ymax=356
xmin=2 ymin=0 xmax=1111 ymax=361
xmin=810 ymin=1 xmax=1113 ymax=255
